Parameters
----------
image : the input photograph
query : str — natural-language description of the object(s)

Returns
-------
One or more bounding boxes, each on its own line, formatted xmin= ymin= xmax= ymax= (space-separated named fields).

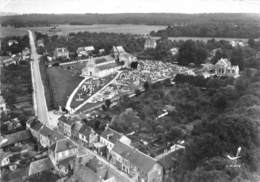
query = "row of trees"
xmin=151 ymin=23 xmax=260 ymax=38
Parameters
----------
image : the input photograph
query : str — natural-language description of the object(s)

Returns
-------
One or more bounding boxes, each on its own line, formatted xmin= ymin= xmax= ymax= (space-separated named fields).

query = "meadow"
xmin=0 ymin=24 xmax=166 ymax=38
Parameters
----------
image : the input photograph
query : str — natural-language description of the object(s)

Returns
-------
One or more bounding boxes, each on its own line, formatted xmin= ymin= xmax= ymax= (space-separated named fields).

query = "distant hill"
xmin=1 ymin=13 xmax=260 ymax=27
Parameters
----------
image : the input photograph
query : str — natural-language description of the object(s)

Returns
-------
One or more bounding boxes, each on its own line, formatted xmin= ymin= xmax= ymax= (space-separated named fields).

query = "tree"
xmin=105 ymin=99 xmax=111 ymax=108
xmin=143 ymin=81 xmax=150 ymax=91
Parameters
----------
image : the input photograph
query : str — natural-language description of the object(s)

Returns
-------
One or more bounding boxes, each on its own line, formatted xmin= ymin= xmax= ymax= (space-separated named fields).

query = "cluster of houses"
xmin=201 ymin=58 xmax=240 ymax=78
xmin=0 ymin=42 xmax=31 ymax=67
xmin=24 ymin=113 xmax=183 ymax=181
xmin=55 ymin=115 xmax=184 ymax=182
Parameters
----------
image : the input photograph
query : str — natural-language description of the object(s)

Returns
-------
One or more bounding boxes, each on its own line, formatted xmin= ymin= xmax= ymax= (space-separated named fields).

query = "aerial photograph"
xmin=0 ymin=0 xmax=260 ymax=181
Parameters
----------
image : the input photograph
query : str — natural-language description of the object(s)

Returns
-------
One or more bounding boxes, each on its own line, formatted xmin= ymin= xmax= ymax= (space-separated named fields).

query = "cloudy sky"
xmin=1 ymin=0 xmax=260 ymax=14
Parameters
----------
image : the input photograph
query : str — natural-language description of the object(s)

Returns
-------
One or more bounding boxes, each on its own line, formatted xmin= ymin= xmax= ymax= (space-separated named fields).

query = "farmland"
xmin=0 ymin=24 xmax=167 ymax=38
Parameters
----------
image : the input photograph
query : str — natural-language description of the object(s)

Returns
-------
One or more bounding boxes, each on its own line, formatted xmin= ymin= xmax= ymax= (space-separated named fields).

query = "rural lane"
xmin=28 ymin=30 xmax=49 ymax=126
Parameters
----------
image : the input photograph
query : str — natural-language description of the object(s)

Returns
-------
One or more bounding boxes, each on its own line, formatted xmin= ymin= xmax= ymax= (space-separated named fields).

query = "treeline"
xmin=151 ymin=23 xmax=260 ymax=38
xmin=1 ymin=19 xmax=50 ymax=28
xmin=1 ymin=13 xmax=260 ymax=27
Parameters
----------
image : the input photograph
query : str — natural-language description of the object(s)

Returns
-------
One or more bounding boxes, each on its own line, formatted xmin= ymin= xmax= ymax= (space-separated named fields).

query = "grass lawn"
xmin=47 ymin=66 xmax=83 ymax=109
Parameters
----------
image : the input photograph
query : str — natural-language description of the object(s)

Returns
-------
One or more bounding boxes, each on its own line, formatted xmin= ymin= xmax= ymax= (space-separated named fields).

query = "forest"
xmin=150 ymin=23 xmax=260 ymax=38
xmin=1 ymin=13 xmax=260 ymax=27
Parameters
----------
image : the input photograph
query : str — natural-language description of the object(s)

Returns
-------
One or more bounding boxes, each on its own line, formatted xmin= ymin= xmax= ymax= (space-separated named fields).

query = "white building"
xmin=170 ymin=47 xmax=179 ymax=56
xmin=215 ymin=58 xmax=239 ymax=78
xmin=77 ymin=46 xmax=95 ymax=57
xmin=53 ymin=48 xmax=69 ymax=60
xmin=81 ymin=56 xmax=121 ymax=78
xmin=144 ymin=38 xmax=157 ymax=49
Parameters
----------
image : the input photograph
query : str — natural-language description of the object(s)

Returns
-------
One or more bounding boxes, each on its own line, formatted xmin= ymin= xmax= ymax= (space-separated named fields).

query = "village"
xmin=0 ymin=28 xmax=247 ymax=182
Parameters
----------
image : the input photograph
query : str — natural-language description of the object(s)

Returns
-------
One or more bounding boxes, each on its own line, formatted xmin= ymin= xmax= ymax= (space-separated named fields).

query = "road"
xmin=28 ymin=30 xmax=49 ymax=126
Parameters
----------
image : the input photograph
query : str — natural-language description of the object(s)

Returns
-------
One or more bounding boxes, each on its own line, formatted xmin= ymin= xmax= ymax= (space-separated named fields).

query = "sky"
xmin=0 ymin=0 xmax=260 ymax=14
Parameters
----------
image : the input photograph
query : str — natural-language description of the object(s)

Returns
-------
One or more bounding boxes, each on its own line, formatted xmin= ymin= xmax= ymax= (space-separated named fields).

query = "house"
xmin=22 ymin=47 xmax=30 ymax=60
xmin=111 ymin=141 xmax=163 ymax=182
xmin=81 ymin=56 xmax=121 ymax=78
xmin=170 ymin=47 xmax=179 ymax=56
xmin=0 ymin=95 xmax=6 ymax=113
xmin=8 ymin=40 xmax=18 ymax=47
xmin=49 ymin=138 xmax=78 ymax=174
xmin=144 ymin=38 xmax=157 ymax=49
xmin=1 ymin=57 xmax=17 ymax=66
xmin=58 ymin=115 xmax=78 ymax=137
xmin=39 ymin=126 xmax=64 ymax=148
xmin=36 ymin=39 xmax=44 ymax=47
xmin=230 ymin=40 xmax=246 ymax=47
xmin=27 ymin=119 xmax=43 ymax=141
xmin=53 ymin=48 xmax=69 ymax=60
xmin=77 ymin=46 xmax=95 ymax=57
xmin=112 ymin=46 xmax=125 ymax=58
xmin=0 ymin=130 xmax=31 ymax=148
xmin=215 ymin=58 xmax=239 ymax=78
xmin=99 ymin=49 xmax=105 ymax=54
xmin=100 ymin=126 xmax=131 ymax=153
xmin=79 ymin=125 xmax=98 ymax=148
xmin=157 ymin=149 xmax=184 ymax=181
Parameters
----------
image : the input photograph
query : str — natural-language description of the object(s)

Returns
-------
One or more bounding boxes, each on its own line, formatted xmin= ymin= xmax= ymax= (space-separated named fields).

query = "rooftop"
xmin=0 ymin=130 xmax=31 ymax=148
xmin=79 ymin=125 xmax=93 ymax=136
xmin=58 ymin=115 xmax=78 ymax=126
xmin=28 ymin=157 xmax=53 ymax=176
xmin=39 ymin=126 xmax=64 ymax=141
xmin=96 ymin=62 xmax=118 ymax=71
xmin=94 ymin=55 xmax=114 ymax=64
xmin=50 ymin=138 xmax=77 ymax=153
xmin=112 ymin=141 xmax=157 ymax=173
xmin=100 ymin=127 xmax=123 ymax=144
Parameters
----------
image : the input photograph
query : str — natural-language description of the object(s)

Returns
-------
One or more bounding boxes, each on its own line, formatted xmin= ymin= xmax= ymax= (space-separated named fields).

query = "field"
xmin=0 ymin=24 xmax=166 ymax=38
xmin=46 ymin=66 xmax=83 ymax=109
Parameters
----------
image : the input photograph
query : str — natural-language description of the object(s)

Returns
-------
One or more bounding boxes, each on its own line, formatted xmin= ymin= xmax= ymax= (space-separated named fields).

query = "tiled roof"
xmin=51 ymin=138 xmax=77 ymax=153
xmin=96 ymin=62 xmax=118 ymax=71
xmin=0 ymin=130 xmax=31 ymax=148
xmin=94 ymin=55 xmax=114 ymax=64
xmin=100 ymin=127 xmax=123 ymax=144
xmin=28 ymin=157 xmax=53 ymax=176
xmin=74 ymin=165 xmax=100 ymax=182
xmin=112 ymin=142 xmax=157 ymax=174
xmin=39 ymin=126 xmax=64 ymax=141
xmin=157 ymin=151 xmax=180 ymax=170
xmin=58 ymin=115 xmax=77 ymax=126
